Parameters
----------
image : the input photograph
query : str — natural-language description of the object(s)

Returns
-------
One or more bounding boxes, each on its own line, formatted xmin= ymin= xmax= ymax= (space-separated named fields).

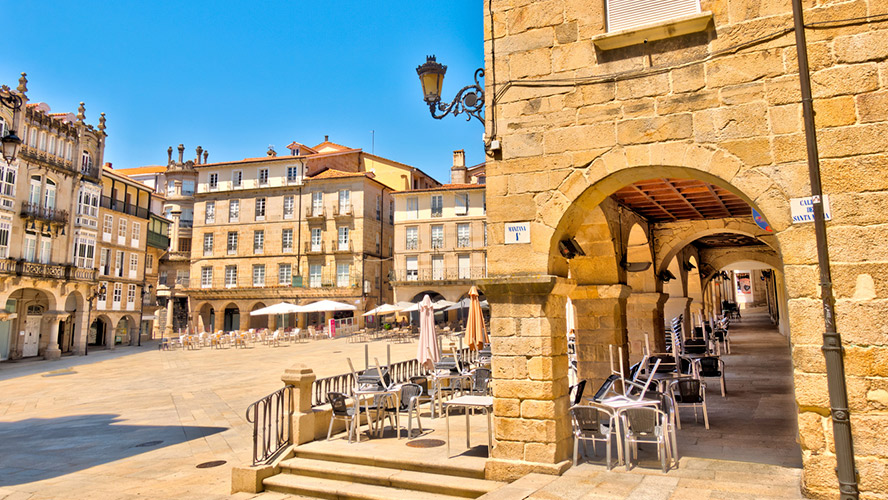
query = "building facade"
xmin=392 ymin=151 xmax=487 ymax=308
xmin=0 ymin=75 xmax=103 ymax=361
xmin=480 ymin=0 xmax=888 ymax=496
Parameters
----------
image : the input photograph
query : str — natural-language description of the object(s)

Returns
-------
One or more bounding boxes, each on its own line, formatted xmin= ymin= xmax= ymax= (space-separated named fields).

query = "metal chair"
xmin=469 ymin=368 xmax=492 ymax=396
xmin=385 ymin=383 xmax=424 ymax=438
xmin=569 ymin=379 xmax=587 ymax=406
xmin=670 ymin=378 xmax=709 ymax=429
xmin=326 ymin=392 xmax=365 ymax=443
xmin=695 ymin=356 xmax=727 ymax=397
xmin=620 ymin=406 xmax=671 ymax=472
xmin=570 ymin=404 xmax=619 ymax=469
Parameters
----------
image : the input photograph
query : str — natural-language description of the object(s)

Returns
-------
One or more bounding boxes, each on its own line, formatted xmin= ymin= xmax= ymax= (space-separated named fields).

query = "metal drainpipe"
xmin=790 ymin=1 xmax=859 ymax=497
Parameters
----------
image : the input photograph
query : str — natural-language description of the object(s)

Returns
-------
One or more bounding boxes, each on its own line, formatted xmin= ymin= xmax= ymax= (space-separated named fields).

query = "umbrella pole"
xmin=365 ymin=344 xmax=369 ymax=370
xmin=387 ymin=344 xmax=391 ymax=370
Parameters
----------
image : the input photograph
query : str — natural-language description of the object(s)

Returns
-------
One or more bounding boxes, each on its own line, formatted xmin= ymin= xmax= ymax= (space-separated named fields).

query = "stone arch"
xmin=196 ymin=302 xmax=214 ymax=332
xmin=62 ymin=292 xmax=85 ymax=354
xmin=569 ymin=202 xmax=621 ymax=285
xmin=410 ymin=290 xmax=447 ymax=302
xmin=91 ymin=314 xmax=113 ymax=347
xmin=653 ymin=218 xmax=779 ymax=274
xmin=249 ymin=302 xmax=268 ymax=330
xmin=221 ymin=302 xmax=240 ymax=332
xmin=625 ymin=222 xmax=656 ymax=293
xmin=117 ymin=315 xmax=137 ymax=344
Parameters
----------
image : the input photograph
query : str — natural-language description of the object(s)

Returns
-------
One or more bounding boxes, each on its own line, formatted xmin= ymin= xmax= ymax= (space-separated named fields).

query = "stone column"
xmin=478 ymin=276 xmax=574 ymax=481
xmin=213 ymin=307 xmax=224 ymax=332
xmin=571 ymin=284 xmax=632 ymax=390
xmin=107 ymin=318 xmax=116 ymax=350
xmin=281 ymin=363 xmax=317 ymax=445
xmin=627 ymin=292 xmax=668 ymax=360
xmin=297 ymin=312 xmax=306 ymax=329
xmin=165 ymin=299 xmax=175 ymax=336
xmin=238 ymin=309 xmax=251 ymax=332
xmin=43 ymin=314 xmax=65 ymax=361
xmin=73 ymin=309 xmax=88 ymax=355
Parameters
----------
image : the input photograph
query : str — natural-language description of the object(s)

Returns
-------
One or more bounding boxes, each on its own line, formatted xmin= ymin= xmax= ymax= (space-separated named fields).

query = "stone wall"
xmin=483 ymin=0 xmax=888 ymax=496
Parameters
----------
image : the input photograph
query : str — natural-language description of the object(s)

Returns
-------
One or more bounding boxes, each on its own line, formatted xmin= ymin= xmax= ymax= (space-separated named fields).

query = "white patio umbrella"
xmin=249 ymin=302 xmax=305 ymax=316
xmin=361 ymin=303 xmax=403 ymax=316
xmin=299 ymin=299 xmax=357 ymax=312
xmin=416 ymin=295 xmax=441 ymax=370
xmin=400 ymin=299 xmax=455 ymax=313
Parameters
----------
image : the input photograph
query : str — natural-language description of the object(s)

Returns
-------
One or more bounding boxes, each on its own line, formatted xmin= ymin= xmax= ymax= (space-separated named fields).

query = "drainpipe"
xmin=790 ymin=1 xmax=859 ymax=498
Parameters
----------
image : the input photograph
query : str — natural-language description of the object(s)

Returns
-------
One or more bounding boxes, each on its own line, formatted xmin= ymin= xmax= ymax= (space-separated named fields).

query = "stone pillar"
xmin=479 ymin=276 xmax=574 ymax=481
xmin=213 ymin=307 xmax=224 ymax=333
xmin=571 ymin=284 xmax=632 ymax=390
xmin=297 ymin=313 xmax=306 ymax=329
xmin=664 ymin=296 xmax=691 ymax=336
xmin=73 ymin=309 xmax=88 ymax=355
xmin=239 ymin=309 xmax=251 ymax=332
xmin=627 ymin=292 xmax=668 ymax=360
xmin=106 ymin=318 xmax=116 ymax=350
xmin=43 ymin=315 xmax=64 ymax=361
xmin=281 ymin=363 xmax=317 ymax=446
xmin=165 ymin=300 xmax=176 ymax=336
xmin=170 ymin=211 xmax=181 ymax=253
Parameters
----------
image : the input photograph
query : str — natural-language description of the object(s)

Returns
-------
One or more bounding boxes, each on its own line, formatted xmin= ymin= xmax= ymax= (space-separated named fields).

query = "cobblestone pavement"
xmin=0 ymin=335 xmax=419 ymax=500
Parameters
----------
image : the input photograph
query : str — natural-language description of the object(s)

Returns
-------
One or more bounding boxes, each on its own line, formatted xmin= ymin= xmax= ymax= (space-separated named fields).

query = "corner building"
xmin=481 ymin=0 xmax=888 ymax=496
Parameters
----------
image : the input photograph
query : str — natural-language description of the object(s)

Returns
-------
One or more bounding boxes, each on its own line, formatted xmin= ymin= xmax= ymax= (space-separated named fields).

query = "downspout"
xmin=790 ymin=2 xmax=859 ymax=498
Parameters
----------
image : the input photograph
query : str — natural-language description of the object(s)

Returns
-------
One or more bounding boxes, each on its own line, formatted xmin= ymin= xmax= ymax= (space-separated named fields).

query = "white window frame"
xmin=255 ymin=197 xmax=266 ymax=221
xmin=606 ymin=0 xmax=702 ymax=33
xmin=278 ymin=263 xmax=292 ymax=285
xmin=338 ymin=226 xmax=349 ymax=251
xmin=311 ymin=228 xmax=322 ymax=252
xmin=224 ymin=265 xmax=237 ymax=288
xmin=406 ymin=197 xmax=418 ymax=219
xmin=229 ymin=199 xmax=240 ymax=222
xmin=431 ymin=225 xmax=444 ymax=249
xmin=252 ymin=264 xmax=266 ymax=287
xmin=283 ymin=195 xmax=295 ymax=219
xmin=258 ymin=168 xmax=269 ymax=185
xmin=129 ymin=253 xmax=139 ymax=279
xmin=431 ymin=195 xmax=443 ymax=217
xmin=406 ymin=226 xmax=418 ymax=250
xmin=336 ymin=263 xmax=350 ymax=288
xmin=0 ymin=163 xmax=16 ymax=198
xmin=455 ymin=193 xmax=469 ymax=215
xmin=432 ymin=255 xmax=444 ymax=281
xmin=232 ymin=170 xmax=243 ymax=188
xmin=287 ymin=165 xmax=301 ymax=183
xmin=203 ymin=233 xmax=214 ymax=256
xmin=24 ymin=233 xmax=37 ymax=262
xmin=103 ymin=214 xmax=113 ymax=241
xmin=127 ymin=284 xmax=137 ymax=304
xmin=201 ymin=266 xmax=213 ymax=288
xmin=112 ymin=283 xmax=123 ymax=307
xmin=0 ymin=221 xmax=9 ymax=259
xmin=406 ymin=256 xmax=418 ymax=282
xmin=458 ymin=254 xmax=471 ymax=279
xmin=208 ymin=172 xmax=219 ymax=191
xmin=457 ymin=223 xmax=471 ymax=248
xmin=253 ymin=230 xmax=264 ymax=253
xmin=309 ymin=264 xmax=322 ymax=288
xmin=311 ymin=192 xmax=323 ymax=216
xmin=205 ymin=201 xmax=215 ymax=223
xmin=115 ymin=250 xmax=125 ymax=277
xmin=131 ymin=221 xmax=141 ymax=246
xmin=282 ymin=228 xmax=293 ymax=252
xmin=227 ymin=231 xmax=238 ymax=255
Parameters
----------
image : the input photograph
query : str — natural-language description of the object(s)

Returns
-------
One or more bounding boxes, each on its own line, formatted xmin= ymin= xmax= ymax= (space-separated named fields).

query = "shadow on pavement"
xmin=0 ymin=413 xmax=226 ymax=486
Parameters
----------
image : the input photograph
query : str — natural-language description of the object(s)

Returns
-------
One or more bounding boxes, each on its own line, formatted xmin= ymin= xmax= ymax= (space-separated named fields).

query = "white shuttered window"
xmin=607 ymin=0 xmax=701 ymax=32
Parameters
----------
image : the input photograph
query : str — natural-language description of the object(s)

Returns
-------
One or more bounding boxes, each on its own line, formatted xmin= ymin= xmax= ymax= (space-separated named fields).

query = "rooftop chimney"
xmin=177 ymin=144 xmax=185 ymax=164
xmin=203 ymin=150 xmax=208 ymax=164
xmin=167 ymin=146 xmax=173 ymax=164
xmin=451 ymin=149 xmax=467 ymax=185
xmin=195 ymin=146 xmax=203 ymax=164
xmin=324 ymin=135 xmax=329 ymax=142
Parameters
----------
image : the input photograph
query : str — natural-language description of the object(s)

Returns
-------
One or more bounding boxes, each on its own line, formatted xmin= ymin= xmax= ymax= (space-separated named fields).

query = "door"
xmin=22 ymin=316 xmax=41 ymax=357
xmin=0 ymin=321 xmax=10 ymax=361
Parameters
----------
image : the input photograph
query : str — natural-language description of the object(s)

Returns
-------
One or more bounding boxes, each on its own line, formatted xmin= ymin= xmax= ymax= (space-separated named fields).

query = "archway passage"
xmin=222 ymin=305 xmax=239 ymax=332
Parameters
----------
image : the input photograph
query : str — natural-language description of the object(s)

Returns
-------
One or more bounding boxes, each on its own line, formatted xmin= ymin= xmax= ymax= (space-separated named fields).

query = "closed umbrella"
xmin=566 ymin=297 xmax=578 ymax=386
xmin=465 ymin=286 xmax=489 ymax=351
xmin=416 ymin=295 xmax=440 ymax=370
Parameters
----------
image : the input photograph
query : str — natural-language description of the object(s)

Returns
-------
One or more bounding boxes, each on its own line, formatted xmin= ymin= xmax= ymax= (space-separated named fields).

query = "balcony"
xmin=0 ymin=259 xmax=97 ymax=281
xmin=167 ymin=250 xmax=190 ymax=261
xmin=430 ymin=238 xmax=444 ymax=250
xmin=21 ymin=202 xmax=68 ymax=226
xmin=334 ymin=203 xmax=353 ymax=218
xmin=305 ymin=206 xmax=326 ymax=220
xmin=431 ymin=209 xmax=443 ymax=218
xmin=100 ymin=196 xmax=149 ymax=219
xmin=147 ymin=230 xmax=170 ymax=250
xmin=457 ymin=236 xmax=471 ymax=248
xmin=185 ymin=270 xmax=359 ymax=291
xmin=304 ymin=241 xmax=325 ymax=255
xmin=405 ymin=239 xmax=418 ymax=250
xmin=391 ymin=266 xmax=487 ymax=283
xmin=19 ymin=145 xmax=77 ymax=173
xmin=332 ymin=240 xmax=353 ymax=254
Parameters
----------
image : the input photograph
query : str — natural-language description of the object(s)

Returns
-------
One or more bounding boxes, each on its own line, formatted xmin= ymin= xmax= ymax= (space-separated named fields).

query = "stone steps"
xmin=261 ymin=449 xmax=505 ymax=500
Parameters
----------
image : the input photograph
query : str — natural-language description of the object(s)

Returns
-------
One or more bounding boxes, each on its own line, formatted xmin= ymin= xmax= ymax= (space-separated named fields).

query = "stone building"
xmin=479 ymin=0 xmax=888 ymax=496
xmin=90 ymin=166 xmax=155 ymax=348
xmin=0 ymin=75 xmax=103 ymax=362
xmin=391 ymin=150 xmax=488 ymax=309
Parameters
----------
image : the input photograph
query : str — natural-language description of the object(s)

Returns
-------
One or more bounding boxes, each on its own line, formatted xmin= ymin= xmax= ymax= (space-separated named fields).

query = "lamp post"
xmin=84 ymin=283 xmax=106 ymax=356
xmin=0 ymin=89 xmax=23 ymax=165
xmin=415 ymin=55 xmax=485 ymax=123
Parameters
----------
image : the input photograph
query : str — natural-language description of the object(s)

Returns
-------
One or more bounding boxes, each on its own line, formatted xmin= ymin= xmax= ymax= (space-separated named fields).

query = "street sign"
xmin=790 ymin=195 xmax=832 ymax=224
xmin=504 ymin=222 xmax=530 ymax=244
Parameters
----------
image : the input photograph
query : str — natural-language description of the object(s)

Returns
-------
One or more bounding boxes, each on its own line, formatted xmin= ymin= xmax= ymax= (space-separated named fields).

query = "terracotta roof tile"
xmin=309 ymin=169 xmax=369 ymax=180
xmin=114 ymin=165 xmax=167 ymax=175
xmin=392 ymin=183 xmax=485 ymax=194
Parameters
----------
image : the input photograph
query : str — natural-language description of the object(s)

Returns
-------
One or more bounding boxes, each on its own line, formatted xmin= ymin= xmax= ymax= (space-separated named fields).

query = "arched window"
xmin=44 ymin=179 xmax=56 ymax=210
xmin=81 ymin=151 xmax=92 ymax=172
xmin=28 ymin=175 xmax=41 ymax=205
xmin=38 ymin=131 xmax=46 ymax=151
xmin=48 ymin=136 xmax=56 ymax=156
xmin=29 ymin=128 xmax=37 ymax=147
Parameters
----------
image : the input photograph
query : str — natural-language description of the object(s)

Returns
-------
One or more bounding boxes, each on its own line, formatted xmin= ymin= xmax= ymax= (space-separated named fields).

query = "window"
xmin=28 ymin=176 xmax=40 ymax=205
xmin=311 ymin=228 xmax=322 ymax=252
xmin=177 ymin=237 xmax=191 ymax=253
xmin=112 ymin=283 xmax=122 ymax=304
xmin=159 ymin=270 xmax=168 ymax=286
xmin=116 ymin=251 xmax=125 ymax=277
xmin=431 ymin=195 xmax=443 ymax=217
xmin=258 ymin=168 xmax=269 ymax=185
xmin=431 ymin=225 xmax=444 ymax=249
xmin=338 ymin=190 xmax=350 ymax=214
xmin=252 ymin=264 xmax=266 ymax=287
xmin=201 ymin=266 xmax=213 ymax=288
xmin=278 ymin=263 xmax=292 ymax=285
xmin=483 ymin=222 xmax=488 ymax=247
xmin=229 ymin=199 xmax=240 ymax=222
xmin=283 ymin=195 xmax=295 ymax=219
xmin=282 ymin=228 xmax=293 ymax=252
xmin=406 ymin=197 xmax=418 ymax=219
xmin=48 ymin=136 xmax=55 ymax=156
xmin=227 ymin=231 xmax=238 ymax=255
xmin=232 ymin=170 xmax=243 ymax=188
xmin=39 ymin=238 xmax=51 ymax=264
xmin=0 ymin=222 xmax=9 ymax=259
xmin=458 ymin=254 xmax=471 ymax=279
xmin=606 ymin=0 xmax=701 ymax=32
xmin=255 ymin=197 xmax=266 ymax=220
xmin=338 ymin=226 xmax=349 ymax=251
xmin=205 ymin=201 xmax=215 ymax=223
xmin=146 ymin=254 xmax=154 ymax=272
xmin=167 ymin=181 xmax=176 ymax=196
xmin=432 ymin=255 xmax=444 ymax=280
xmin=103 ymin=215 xmax=113 ymax=236
xmin=118 ymin=218 xmax=127 ymax=239
xmin=224 ymin=265 xmax=238 ymax=288
xmin=182 ymin=180 xmax=195 ymax=195
xmin=203 ymin=233 xmax=214 ymax=256
xmin=311 ymin=192 xmax=323 ymax=216
xmin=132 ymin=221 xmax=141 ymax=242
xmin=482 ymin=191 xmax=486 ymax=215
xmin=0 ymin=163 xmax=16 ymax=197
xmin=406 ymin=256 xmax=418 ymax=281
xmin=455 ymin=193 xmax=469 ymax=215
xmin=253 ymin=230 xmax=264 ymax=253
xmin=28 ymin=128 xmax=37 ymax=147
xmin=336 ymin=263 xmax=350 ymax=287
xmin=38 ymin=132 xmax=46 ymax=151
xmin=81 ymin=151 xmax=92 ymax=173
xmin=287 ymin=165 xmax=301 ymax=183
xmin=130 ymin=253 xmax=139 ymax=274
xmin=127 ymin=284 xmax=137 ymax=304
xmin=376 ymin=195 xmax=381 ymax=220
xmin=43 ymin=179 xmax=56 ymax=210
xmin=24 ymin=234 xmax=37 ymax=262
xmin=100 ymin=248 xmax=111 ymax=275
xmin=457 ymin=223 xmax=471 ymax=248
xmin=181 ymin=208 xmax=193 ymax=228
xmin=376 ymin=233 xmax=380 ymax=254
xmin=406 ymin=226 xmax=418 ymax=250
xmin=176 ymin=270 xmax=189 ymax=285
xmin=389 ymin=200 xmax=394 ymax=224
xmin=73 ymin=237 xmax=96 ymax=269
xmin=77 ymin=188 xmax=99 ymax=217
xmin=66 ymin=142 xmax=73 ymax=161
xmin=208 ymin=173 xmax=219 ymax=190
xmin=309 ymin=264 xmax=322 ymax=288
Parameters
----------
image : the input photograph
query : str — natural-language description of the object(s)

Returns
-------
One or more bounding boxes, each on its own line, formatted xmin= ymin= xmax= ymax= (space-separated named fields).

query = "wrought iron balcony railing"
xmin=392 ymin=266 xmax=487 ymax=282
xmin=21 ymin=202 xmax=68 ymax=225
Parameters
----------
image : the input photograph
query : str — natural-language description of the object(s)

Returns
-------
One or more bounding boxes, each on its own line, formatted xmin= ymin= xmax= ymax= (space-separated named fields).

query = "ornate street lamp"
xmin=416 ymin=55 xmax=484 ymax=123
xmin=0 ymin=90 xmax=23 ymax=165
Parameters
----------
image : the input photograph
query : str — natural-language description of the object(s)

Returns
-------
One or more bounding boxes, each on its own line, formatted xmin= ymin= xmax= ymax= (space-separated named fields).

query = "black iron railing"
xmin=21 ymin=202 xmax=68 ymax=225
xmin=391 ymin=266 xmax=487 ymax=282
xmin=246 ymin=385 xmax=293 ymax=466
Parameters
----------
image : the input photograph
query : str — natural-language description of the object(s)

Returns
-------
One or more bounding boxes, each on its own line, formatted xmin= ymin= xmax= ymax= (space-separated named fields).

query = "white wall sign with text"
xmin=790 ymin=195 xmax=832 ymax=224
xmin=504 ymin=222 xmax=531 ymax=244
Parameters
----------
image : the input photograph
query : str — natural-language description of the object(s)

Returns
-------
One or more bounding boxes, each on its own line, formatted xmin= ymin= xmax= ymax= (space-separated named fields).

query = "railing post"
xmin=280 ymin=364 xmax=316 ymax=446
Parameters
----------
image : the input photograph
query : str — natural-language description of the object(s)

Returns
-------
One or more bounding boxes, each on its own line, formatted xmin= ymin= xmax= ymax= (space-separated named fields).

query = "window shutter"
xmin=607 ymin=0 xmax=701 ymax=32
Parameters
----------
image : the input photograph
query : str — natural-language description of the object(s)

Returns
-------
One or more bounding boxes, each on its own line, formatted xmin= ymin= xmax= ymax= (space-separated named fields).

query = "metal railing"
xmin=185 ymin=270 xmax=359 ymax=290
xmin=246 ymin=385 xmax=293 ymax=465
xmin=334 ymin=203 xmax=353 ymax=216
xmin=406 ymin=239 xmax=418 ymax=250
xmin=392 ymin=266 xmax=487 ymax=282
xmin=431 ymin=237 xmax=444 ymax=249
xmin=21 ymin=202 xmax=69 ymax=225
xmin=332 ymin=240 xmax=353 ymax=253
xmin=99 ymin=196 xmax=150 ymax=219
xmin=304 ymin=241 xmax=325 ymax=254
xmin=457 ymin=236 xmax=471 ymax=248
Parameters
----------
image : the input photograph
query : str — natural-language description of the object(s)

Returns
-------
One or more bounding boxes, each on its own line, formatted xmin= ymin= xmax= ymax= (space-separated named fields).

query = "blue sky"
xmin=2 ymin=1 xmax=485 ymax=182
